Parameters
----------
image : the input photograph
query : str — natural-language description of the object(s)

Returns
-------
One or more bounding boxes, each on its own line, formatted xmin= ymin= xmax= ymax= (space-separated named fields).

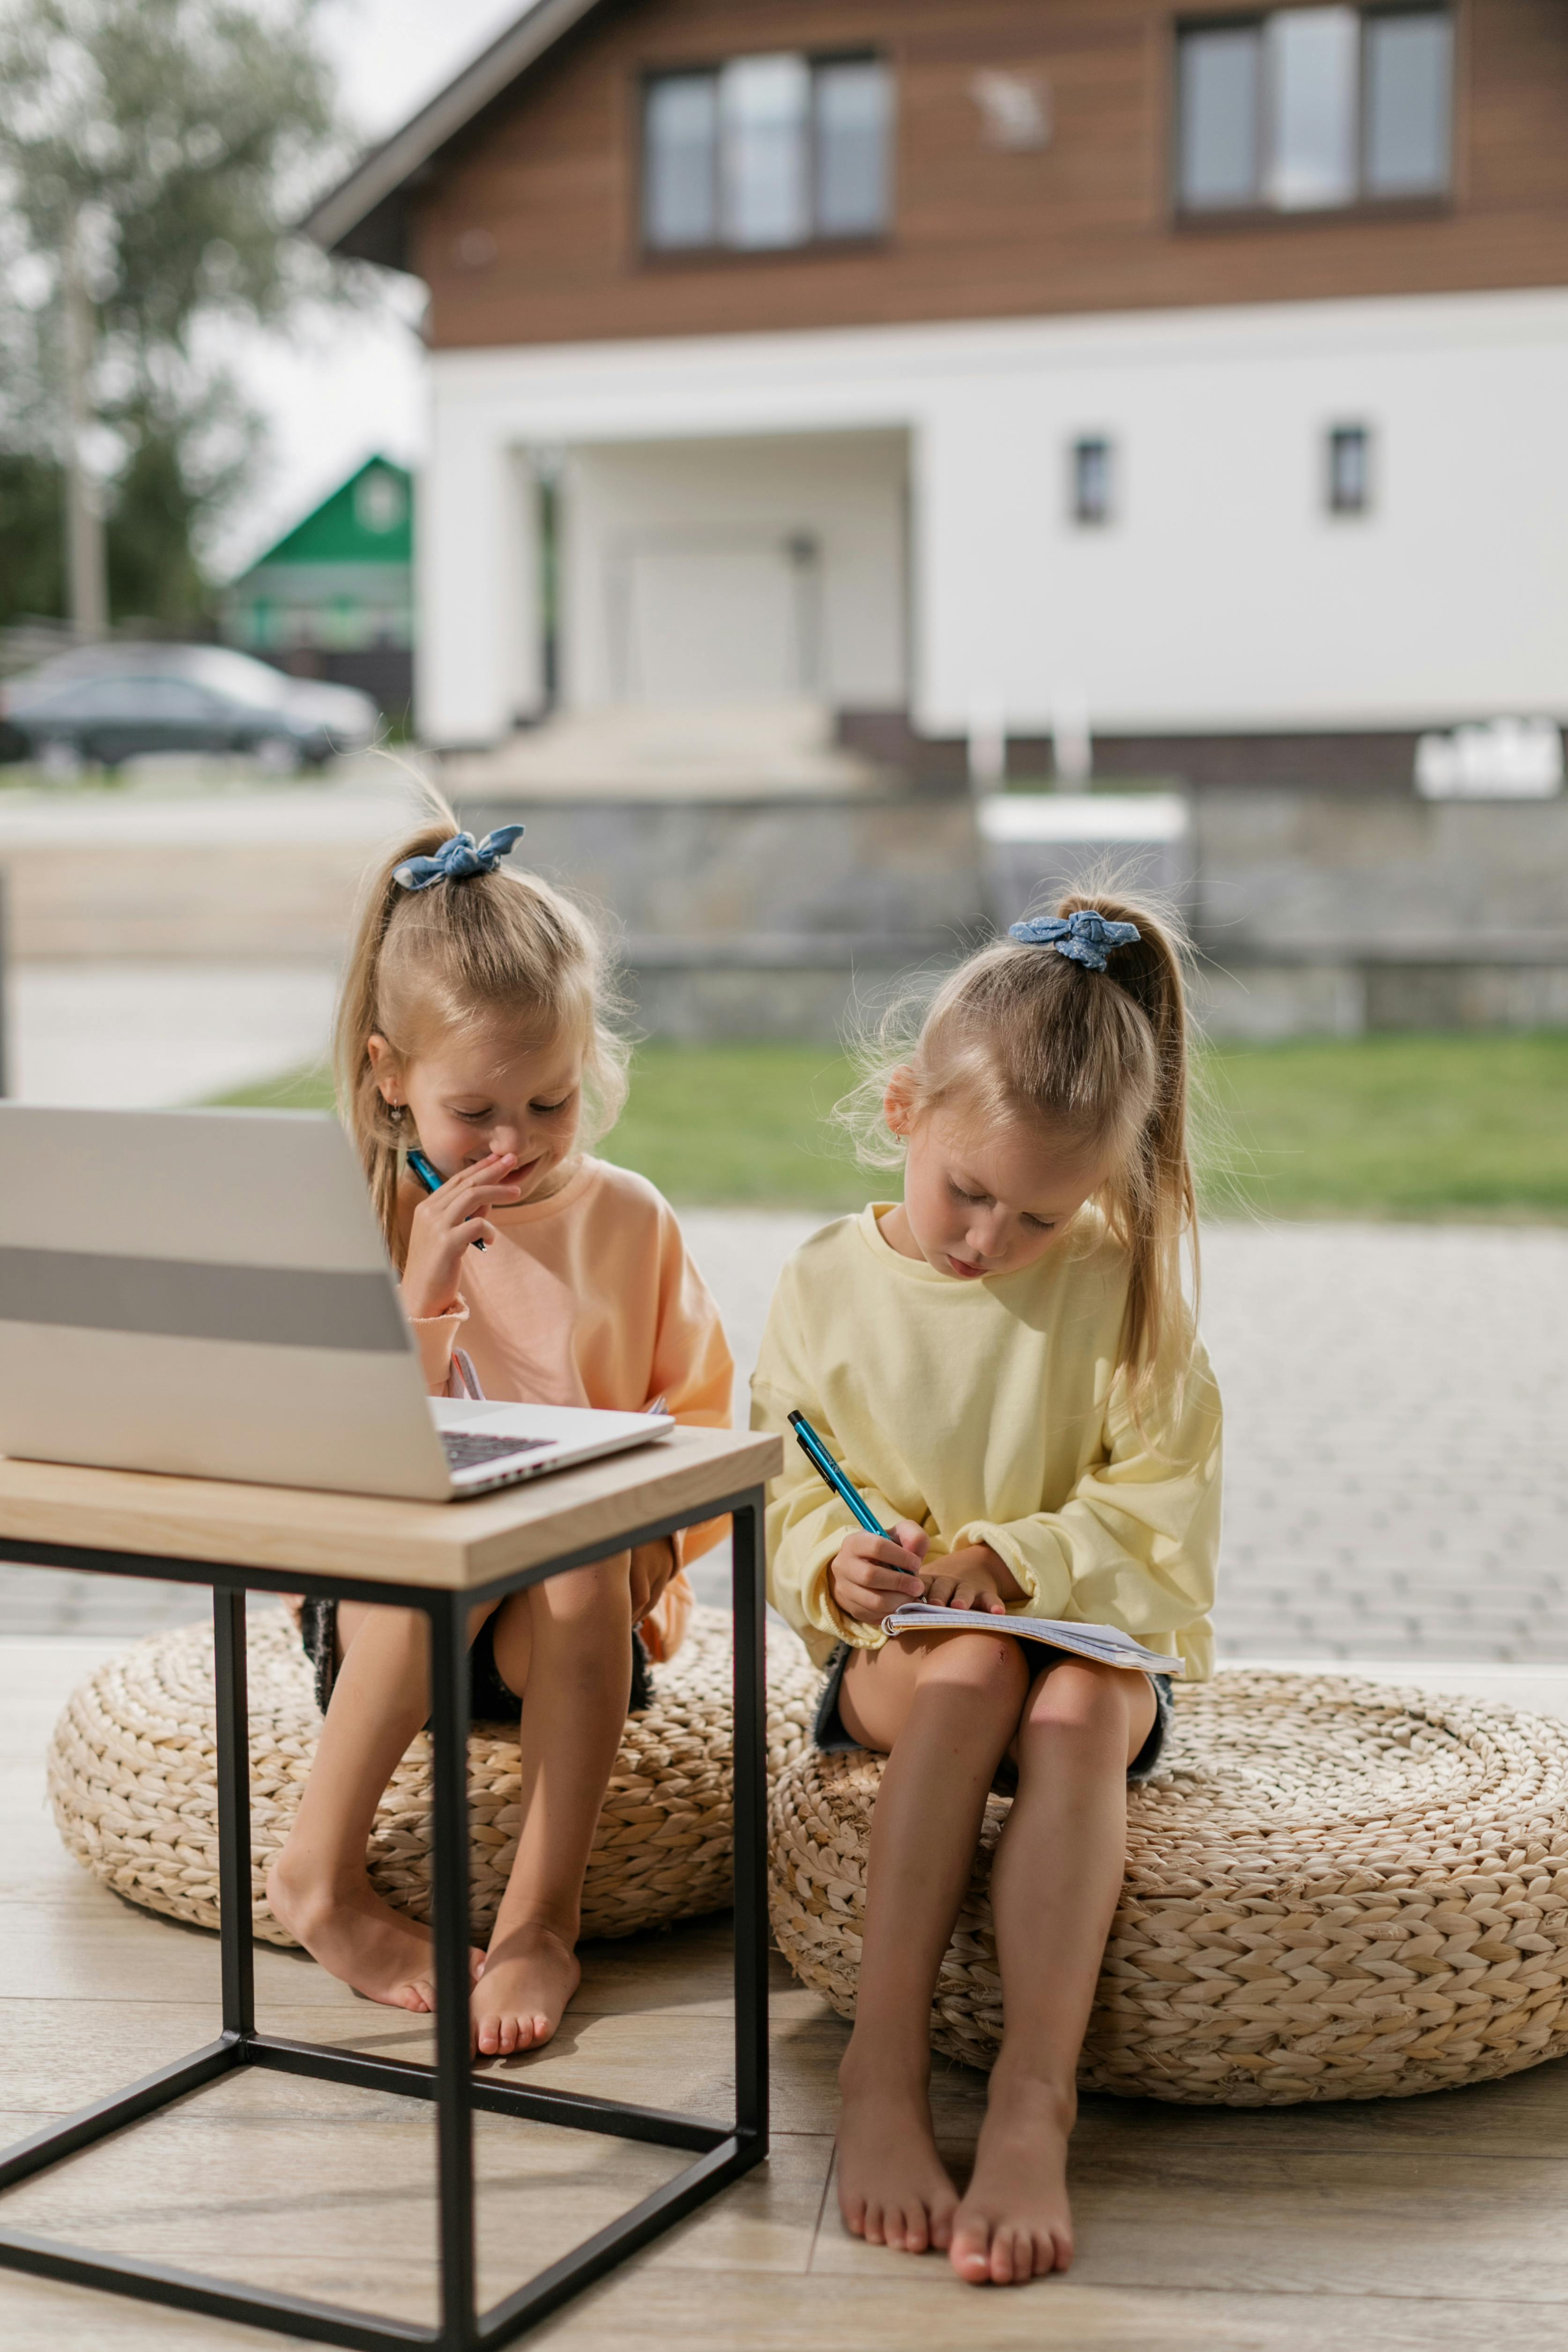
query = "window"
xmin=1326 ymin=424 xmax=1372 ymax=513
xmin=1071 ymin=438 xmax=1114 ymax=527
xmin=1364 ymin=10 xmax=1451 ymax=194
xmin=643 ymin=53 xmax=891 ymax=252
xmin=1176 ymin=7 xmax=1451 ymax=216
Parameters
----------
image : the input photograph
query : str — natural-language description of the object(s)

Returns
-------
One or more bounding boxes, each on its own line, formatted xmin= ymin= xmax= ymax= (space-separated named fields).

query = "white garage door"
xmin=613 ymin=534 xmax=818 ymax=702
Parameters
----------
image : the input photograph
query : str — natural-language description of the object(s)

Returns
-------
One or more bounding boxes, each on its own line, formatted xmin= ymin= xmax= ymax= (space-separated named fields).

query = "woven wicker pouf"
xmin=770 ymin=1669 xmax=1568 ymax=2106
xmin=49 ymin=1602 xmax=818 ymax=1945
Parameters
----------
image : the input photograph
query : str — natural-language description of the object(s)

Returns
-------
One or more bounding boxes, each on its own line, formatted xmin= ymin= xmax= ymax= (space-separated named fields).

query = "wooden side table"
xmin=0 ymin=1425 xmax=781 ymax=2352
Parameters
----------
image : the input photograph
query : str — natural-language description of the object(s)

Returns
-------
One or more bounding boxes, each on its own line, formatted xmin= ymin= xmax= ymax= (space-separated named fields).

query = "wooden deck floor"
xmin=6 ymin=1637 xmax=1568 ymax=2352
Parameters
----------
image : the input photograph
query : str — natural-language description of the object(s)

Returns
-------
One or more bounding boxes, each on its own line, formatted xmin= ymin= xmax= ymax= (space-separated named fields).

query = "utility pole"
xmin=61 ymin=206 xmax=108 ymax=640
xmin=0 ymin=871 xmax=10 ymax=1099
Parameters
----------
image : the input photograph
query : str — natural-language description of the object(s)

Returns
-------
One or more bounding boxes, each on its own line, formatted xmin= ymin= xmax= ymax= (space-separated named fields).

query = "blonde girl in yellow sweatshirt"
xmin=752 ymin=893 xmax=1221 ymax=2290
xmin=269 ymin=803 xmax=732 ymax=2057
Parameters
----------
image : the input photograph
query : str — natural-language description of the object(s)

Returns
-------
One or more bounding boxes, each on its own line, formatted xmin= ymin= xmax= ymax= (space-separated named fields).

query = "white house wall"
xmin=419 ymin=287 xmax=1568 ymax=746
xmin=560 ymin=431 xmax=907 ymax=709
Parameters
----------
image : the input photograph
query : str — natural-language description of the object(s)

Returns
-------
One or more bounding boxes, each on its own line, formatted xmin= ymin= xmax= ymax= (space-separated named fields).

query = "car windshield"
xmin=177 ymin=649 xmax=294 ymax=709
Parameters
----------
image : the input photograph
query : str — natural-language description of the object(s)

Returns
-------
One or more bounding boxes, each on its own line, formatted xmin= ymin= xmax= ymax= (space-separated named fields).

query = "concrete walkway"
xmin=6 ymin=961 xmax=337 ymax=1107
xmin=4 ymin=1213 xmax=1565 ymax=1667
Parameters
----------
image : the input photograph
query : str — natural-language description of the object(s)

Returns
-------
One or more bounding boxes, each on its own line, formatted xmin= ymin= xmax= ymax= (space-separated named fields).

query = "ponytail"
xmin=1055 ymin=889 xmax=1197 ymax=1399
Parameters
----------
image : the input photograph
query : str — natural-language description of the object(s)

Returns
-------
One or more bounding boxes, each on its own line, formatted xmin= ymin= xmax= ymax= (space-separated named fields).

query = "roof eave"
xmin=302 ymin=0 xmax=609 ymax=268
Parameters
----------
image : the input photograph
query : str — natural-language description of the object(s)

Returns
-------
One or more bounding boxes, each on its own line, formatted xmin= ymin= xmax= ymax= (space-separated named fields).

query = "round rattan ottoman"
xmin=49 ymin=1603 xmax=819 ymax=1945
xmin=769 ymin=1669 xmax=1568 ymax=2106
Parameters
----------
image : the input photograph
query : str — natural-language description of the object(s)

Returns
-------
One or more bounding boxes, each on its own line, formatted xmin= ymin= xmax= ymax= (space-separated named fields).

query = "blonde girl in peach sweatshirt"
xmin=268 ymin=802 xmax=732 ymax=2056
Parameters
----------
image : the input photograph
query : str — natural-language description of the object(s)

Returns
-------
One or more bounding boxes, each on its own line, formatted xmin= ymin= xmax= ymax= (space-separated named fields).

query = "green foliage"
xmin=0 ymin=0 xmax=353 ymax=622
xmin=0 ymin=452 xmax=66 ymax=624
xmin=214 ymin=1034 xmax=1568 ymax=1221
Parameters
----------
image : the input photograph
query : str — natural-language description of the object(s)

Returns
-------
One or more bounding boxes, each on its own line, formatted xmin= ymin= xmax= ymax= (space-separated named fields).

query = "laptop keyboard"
xmin=441 ymin=1430 xmax=552 ymax=1470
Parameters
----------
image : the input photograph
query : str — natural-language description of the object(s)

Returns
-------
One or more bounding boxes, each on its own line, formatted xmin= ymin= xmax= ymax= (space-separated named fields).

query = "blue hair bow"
xmin=1008 ymin=909 xmax=1141 ymax=970
xmin=393 ymin=825 xmax=525 ymax=892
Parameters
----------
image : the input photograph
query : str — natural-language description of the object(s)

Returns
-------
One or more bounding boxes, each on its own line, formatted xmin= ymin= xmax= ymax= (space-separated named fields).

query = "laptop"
xmin=0 ymin=1107 xmax=674 ymax=1502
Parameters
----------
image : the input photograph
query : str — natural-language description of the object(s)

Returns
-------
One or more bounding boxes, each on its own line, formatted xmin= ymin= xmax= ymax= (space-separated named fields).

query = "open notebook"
xmin=881 ymin=1602 xmax=1182 ymax=1678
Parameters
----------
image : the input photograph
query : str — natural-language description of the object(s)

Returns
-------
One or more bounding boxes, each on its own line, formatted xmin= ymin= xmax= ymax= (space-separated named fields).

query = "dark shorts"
xmin=299 ymin=1596 xmax=654 ymax=1723
xmin=812 ymin=1637 xmax=1174 ymax=1783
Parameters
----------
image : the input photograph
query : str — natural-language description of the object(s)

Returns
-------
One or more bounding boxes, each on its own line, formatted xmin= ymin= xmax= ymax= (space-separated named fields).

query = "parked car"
xmin=0 ymin=644 xmax=379 ymax=774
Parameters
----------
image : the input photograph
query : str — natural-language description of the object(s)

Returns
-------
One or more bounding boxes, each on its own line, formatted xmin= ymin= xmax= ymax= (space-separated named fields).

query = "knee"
xmin=535 ymin=1552 xmax=632 ymax=1629
xmin=916 ymin=1629 xmax=1031 ymax=1709
xmin=1023 ymin=1660 xmax=1130 ymax=1751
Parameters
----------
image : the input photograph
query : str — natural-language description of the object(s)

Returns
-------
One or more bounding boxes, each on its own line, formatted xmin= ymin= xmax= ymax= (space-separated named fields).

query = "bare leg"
xmin=832 ymin=1630 xmax=1031 ymax=2255
xmin=948 ymin=1659 xmax=1157 ymax=2288
xmin=470 ymin=1554 xmax=634 ymax=2057
xmin=267 ymin=1599 xmax=491 ymax=2010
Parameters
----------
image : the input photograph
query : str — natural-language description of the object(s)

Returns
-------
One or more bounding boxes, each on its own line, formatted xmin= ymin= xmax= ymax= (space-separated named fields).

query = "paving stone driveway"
xmin=4 ymin=1215 xmax=1564 ymax=1663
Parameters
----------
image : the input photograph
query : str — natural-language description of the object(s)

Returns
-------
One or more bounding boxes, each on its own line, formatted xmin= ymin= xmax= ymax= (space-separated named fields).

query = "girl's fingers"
xmin=443 ymin=1172 xmax=521 ymax=1209
xmin=445 ymin=1185 xmax=520 ymax=1216
xmin=432 ymin=1156 xmax=518 ymax=1205
xmin=868 ymin=1540 xmax=924 ymax=1577
xmin=866 ymin=1564 xmax=923 ymax=1595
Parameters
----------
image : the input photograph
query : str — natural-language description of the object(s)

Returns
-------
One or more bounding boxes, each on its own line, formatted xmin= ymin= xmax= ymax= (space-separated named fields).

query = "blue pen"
xmin=406 ymin=1146 xmax=488 ymax=1251
xmin=787 ymin=1409 xmax=889 ymax=1537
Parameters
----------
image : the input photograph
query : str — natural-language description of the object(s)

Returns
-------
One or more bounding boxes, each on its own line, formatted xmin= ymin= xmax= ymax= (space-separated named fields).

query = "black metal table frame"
xmin=0 ymin=1482 xmax=770 ymax=2351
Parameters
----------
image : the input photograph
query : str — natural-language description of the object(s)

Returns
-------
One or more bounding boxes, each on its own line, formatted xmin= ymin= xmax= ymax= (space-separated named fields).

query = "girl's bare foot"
xmin=266 ymin=1854 xmax=483 ymax=2012
xmin=950 ymin=2067 xmax=1075 ymax=2286
xmin=836 ymin=2048 xmax=958 ymax=2255
xmin=473 ymin=1920 xmax=581 ymax=2056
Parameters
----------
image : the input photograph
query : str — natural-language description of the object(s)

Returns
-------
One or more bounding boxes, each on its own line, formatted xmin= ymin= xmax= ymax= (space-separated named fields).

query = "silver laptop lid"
xmin=0 ymin=1106 xmax=453 ymax=1500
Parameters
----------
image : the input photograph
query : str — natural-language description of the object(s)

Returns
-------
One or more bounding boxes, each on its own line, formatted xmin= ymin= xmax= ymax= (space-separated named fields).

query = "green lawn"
xmin=218 ymin=1032 xmax=1568 ymax=1221
xmin=1198 ymin=1033 xmax=1568 ymax=1221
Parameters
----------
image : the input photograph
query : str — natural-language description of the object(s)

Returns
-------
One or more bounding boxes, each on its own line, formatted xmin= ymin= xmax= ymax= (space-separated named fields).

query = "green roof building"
xmin=220 ymin=454 xmax=414 ymax=713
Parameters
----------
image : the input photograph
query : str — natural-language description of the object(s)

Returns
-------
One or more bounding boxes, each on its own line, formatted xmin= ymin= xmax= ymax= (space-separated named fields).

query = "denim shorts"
xmin=298 ymin=1597 xmax=653 ymax=1723
xmin=812 ymin=1637 xmax=1174 ymax=1782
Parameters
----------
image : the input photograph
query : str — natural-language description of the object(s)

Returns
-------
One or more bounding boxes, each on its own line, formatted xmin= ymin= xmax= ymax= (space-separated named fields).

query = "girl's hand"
xmin=401 ymin=1151 xmax=523 ymax=1320
xmin=828 ymin=1521 xmax=929 ymax=1624
xmin=920 ymin=1543 xmax=1026 ymax=1615
xmin=628 ymin=1537 xmax=678 ymax=1627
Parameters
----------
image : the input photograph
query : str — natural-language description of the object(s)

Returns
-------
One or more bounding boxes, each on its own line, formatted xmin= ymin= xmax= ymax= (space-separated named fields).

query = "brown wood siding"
xmin=414 ymin=0 xmax=1568 ymax=350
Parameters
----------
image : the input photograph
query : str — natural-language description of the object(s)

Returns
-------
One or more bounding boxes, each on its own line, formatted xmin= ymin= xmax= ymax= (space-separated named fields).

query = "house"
xmin=306 ymin=1 xmax=1568 ymax=786
xmin=220 ymin=455 xmax=415 ymax=719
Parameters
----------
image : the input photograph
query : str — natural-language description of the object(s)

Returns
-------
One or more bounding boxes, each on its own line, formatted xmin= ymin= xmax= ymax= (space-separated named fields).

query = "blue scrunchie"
xmin=393 ymin=825 xmax=525 ymax=892
xmin=1008 ymin=908 xmax=1141 ymax=970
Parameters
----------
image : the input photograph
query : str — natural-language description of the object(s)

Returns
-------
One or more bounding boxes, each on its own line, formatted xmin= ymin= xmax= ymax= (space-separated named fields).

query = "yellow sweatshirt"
xmin=750 ymin=1204 xmax=1221 ymax=1679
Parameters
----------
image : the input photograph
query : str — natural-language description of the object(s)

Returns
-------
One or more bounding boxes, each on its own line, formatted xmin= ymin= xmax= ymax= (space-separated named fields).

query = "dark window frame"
xmin=1070 ymin=436 xmax=1115 ymax=528
xmin=1325 ymin=422 xmax=1374 ymax=515
xmin=1171 ymin=3 xmax=1456 ymax=226
xmin=637 ymin=49 xmax=895 ymax=263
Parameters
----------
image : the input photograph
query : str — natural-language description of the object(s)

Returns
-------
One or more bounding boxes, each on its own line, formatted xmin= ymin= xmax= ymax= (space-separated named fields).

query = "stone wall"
xmin=450 ymin=781 xmax=1568 ymax=1040
xmin=453 ymin=788 xmax=989 ymax=1040
xmin=2 ymin=774 xmax=1560 ymax=1041
xmin=1189 ymin=789 xmax=1568 ymax=1039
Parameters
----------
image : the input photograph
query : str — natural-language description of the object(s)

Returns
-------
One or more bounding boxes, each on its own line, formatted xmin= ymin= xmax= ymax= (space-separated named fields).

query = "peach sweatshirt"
xmin=399 ymin=1157 xmax=734 ymax=1627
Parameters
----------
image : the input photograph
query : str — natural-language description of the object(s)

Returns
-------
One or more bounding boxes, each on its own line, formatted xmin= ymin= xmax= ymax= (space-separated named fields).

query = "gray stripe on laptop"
xmin=0 ymin=1247 xmax=410 ymax=1354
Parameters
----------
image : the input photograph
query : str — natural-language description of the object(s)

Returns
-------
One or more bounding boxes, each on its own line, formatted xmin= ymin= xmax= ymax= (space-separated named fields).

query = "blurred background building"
xmin=309 ymin=0 xmax=1568 ymax=787
xmin=295 ymin=0 xmax=1568 ymax=1039
xmin=219 ymin=455 xmax=415 ymax=725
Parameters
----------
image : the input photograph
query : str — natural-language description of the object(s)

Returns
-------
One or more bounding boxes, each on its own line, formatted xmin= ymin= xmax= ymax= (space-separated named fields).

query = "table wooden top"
xmin=0 ymin=1427 xmax=781 ymax=1593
